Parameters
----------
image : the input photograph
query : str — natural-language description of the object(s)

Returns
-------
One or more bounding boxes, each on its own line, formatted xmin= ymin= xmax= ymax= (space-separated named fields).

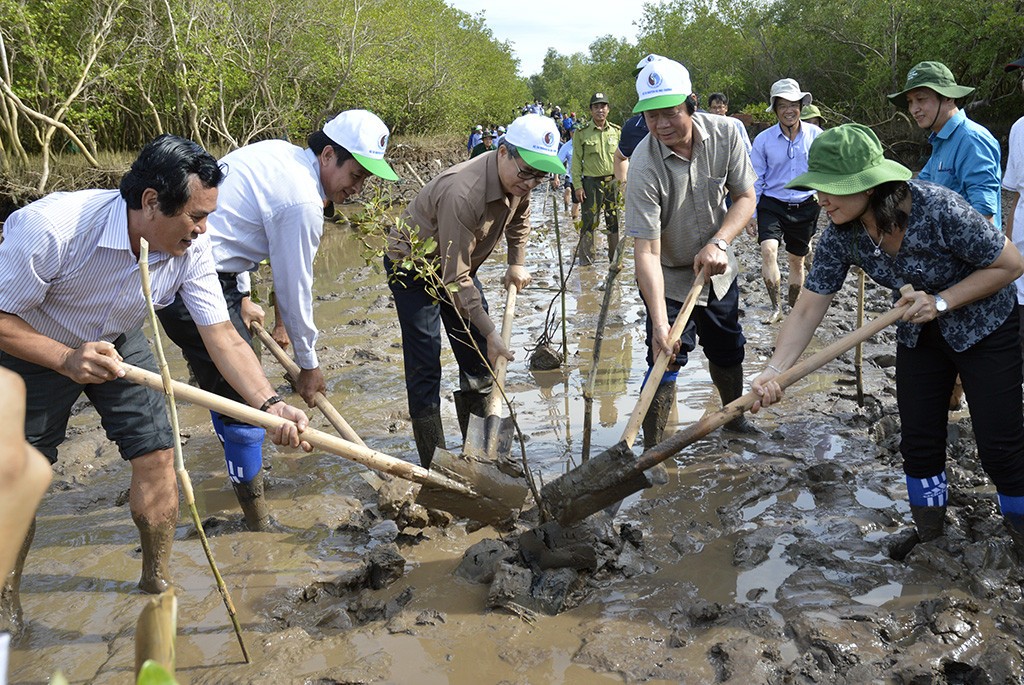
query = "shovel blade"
xmin=540 ymin=441 xmax=653 ymax=526
xmin=464 ymin=412 xmax=516 ymax=463
xmin=416 ymin=447 xmax=529 ymax=528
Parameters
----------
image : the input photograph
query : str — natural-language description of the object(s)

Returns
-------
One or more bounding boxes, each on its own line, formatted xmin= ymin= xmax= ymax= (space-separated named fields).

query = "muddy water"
xmin=9 ymin=187 xmax=1016 ymax=684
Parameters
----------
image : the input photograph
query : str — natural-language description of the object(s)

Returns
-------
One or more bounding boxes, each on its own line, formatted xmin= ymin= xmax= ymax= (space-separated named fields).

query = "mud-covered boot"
xmin=709 ymin=362 xmax=760 ymax=434
xmin=411 ymin=412 xmax=446 ymax=469
xmin=764 ymin=280 xmax=782 ymax=323
xmin=787 ymin=284 xmax=801 ymax=309
xmin=910 ymin=504 xmax=946 ymax=542
xmin=0 ymin=519 xmax=34 ymax=639
xmin=642 ymin=382 xmax=676 ymax=449
xmin=232 ymin=470 xmax=273 ymax=532
xmin=577 ymin=229 xmax=595 ymax=266
xmin=608 ymin=231 xmax=620 ymax=263
xmin=1003 ymin=514 xmax=1024 ymax=559
xmin=136 ymin=515 xmax=175 ymax=594
xmin=453 ymin=390 xmax=488 ymax=440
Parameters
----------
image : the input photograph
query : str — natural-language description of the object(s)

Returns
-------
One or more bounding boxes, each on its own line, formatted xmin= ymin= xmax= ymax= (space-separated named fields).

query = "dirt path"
xmin=8 ymin=187 xmax=1024 ymax=684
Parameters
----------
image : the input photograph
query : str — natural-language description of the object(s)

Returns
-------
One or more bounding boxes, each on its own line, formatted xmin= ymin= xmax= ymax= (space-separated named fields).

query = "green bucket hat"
xmin=800 ymin=104 xmax=824 ymax=122
xmin=785 ymin=123 xmax=911 ymax=195
xmin=887 ymin=61 xmax=975 ymax=109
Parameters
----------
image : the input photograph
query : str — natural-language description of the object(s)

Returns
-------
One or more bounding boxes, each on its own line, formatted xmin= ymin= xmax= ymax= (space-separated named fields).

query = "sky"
xmin=445 ymin=0 xmax=663 ymax=77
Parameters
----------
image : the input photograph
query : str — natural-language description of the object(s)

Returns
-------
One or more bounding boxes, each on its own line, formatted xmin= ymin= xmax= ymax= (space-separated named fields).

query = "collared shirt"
xmin=557 ymin=141 xmax=574 ymax=184
xmin=624 ymin=112 xmax=756 ymax=304
xmin=0 ymin=189 xmax=228 ymax=348
xmin=571 ymin=120 xmax=621 ymax=180
xmin=750 ymin=122 xmax=822 ymax=207
xmin=470 ymin=141 xmax=496 ymax=158
xmin=207 ymin=139 xmax=325 ymax=369
xmin=920 ymin=109 xmax=1002 ymax=227
xmin=804 ymin=181 xmax=1013 ymax=352
xmin=388 ymin=152 xmax=531 ymax=337
xmin=1002 ymin=115 xmax=1024 ymax=304
xmin=467 ymin=132 xmax=482 ymax=153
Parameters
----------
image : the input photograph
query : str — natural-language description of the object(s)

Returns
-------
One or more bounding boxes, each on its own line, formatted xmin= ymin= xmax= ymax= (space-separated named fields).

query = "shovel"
xmin=418 ymin=284 xmax=529 ymax=516
xmin=596 ymin=271 xmax=706 ymax=516
xmin=251 ymin=322 xmax=384 ymax=490
xmin=542 ymin=288 xmax=914 ymax=525
xmin=121 ymin=364 xmax=525 ymax=527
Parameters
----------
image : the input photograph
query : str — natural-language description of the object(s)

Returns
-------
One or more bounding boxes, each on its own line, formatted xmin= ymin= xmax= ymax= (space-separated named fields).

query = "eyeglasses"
xmin=511 ymin=155 xmax=548 ymax=181
xmin=776 ymin=102 xmax=802 ymax=112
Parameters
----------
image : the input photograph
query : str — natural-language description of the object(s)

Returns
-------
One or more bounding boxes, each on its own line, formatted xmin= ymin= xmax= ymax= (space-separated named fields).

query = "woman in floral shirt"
xmin=751 ymin=124 xmax=1024 ymax=554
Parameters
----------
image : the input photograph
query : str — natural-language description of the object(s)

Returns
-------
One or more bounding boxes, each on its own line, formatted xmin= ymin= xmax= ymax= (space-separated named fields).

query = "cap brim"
xmin=888 ymin=84 xmax=975 ymax=108
xmin=518 ymin=148 xmax=566 ymax=175
xmin=785 ymin=160 xmax=912 ymax=195
xmin=1006 ymin=59 xmax=1024 ymax=72
xmin=353 ymin=152 xmax=399 ymax=181
xmin=633 ymin=93 xmax=687 ymax=114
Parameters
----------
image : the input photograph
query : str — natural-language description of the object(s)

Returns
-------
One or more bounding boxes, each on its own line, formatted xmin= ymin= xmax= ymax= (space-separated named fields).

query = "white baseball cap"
xmin=633 ymin=59 xmax=693 ymax=113
xmin=766 ymin=78 xmax=812 ymax=112
xmin=633 ymin=53 xmax=667 ymax=76
xmin=503 ymin=114 xmax=566 ymax=175
xmin=322 ymin=109 xmax=399 ymax=181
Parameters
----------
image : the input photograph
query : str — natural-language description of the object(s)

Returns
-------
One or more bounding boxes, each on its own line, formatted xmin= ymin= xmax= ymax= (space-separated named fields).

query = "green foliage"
xmin=137 ymin=660 xmax=178 ymax=685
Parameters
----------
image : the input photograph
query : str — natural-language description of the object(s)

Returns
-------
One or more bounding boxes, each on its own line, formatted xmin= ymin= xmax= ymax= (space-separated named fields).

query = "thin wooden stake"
xmin=552 ymin=194 xmax=568 ymax=360
xmin=138 ymin=239 xmax=250 ymax=664
xmin=855 ymin=268 xmax=865 ymax=406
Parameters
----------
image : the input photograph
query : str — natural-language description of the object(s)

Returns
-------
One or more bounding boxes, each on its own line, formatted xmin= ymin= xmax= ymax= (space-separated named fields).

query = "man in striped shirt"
xmin=0 ymin=135 xmax=311 ymax=637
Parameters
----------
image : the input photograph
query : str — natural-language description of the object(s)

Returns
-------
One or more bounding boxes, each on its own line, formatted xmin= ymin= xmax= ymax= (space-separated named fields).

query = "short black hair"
xmin=307 ymin=130 xmax=355 ymax=167
xmin=120 ymin=134 xmax=224 ymax=214
xmin=708 ymin=92 xmax=728 ymax=107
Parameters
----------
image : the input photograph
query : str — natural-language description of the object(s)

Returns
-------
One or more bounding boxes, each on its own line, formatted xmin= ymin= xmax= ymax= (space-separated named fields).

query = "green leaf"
xmin=137 ymin=660 xmax=178 ymax=685
xmin=51 ymin=673 xmax=70 ymax=685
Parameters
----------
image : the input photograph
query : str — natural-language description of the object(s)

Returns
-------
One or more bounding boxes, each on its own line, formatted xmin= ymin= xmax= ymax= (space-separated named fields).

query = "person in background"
xmin=386 ymin=114 xmax=565 ymax=467
xmin=1003 ymin=49 xmax=1024 ymax=363
xmin=625 ymin=58 xmax=759 ymax=444
xmin=156 ymin=110 xmax=398 ymax=531
xmin=614 ymin=55 xmax=664 ymax=187
xmin=707 ymin=92 xmax=752 ymax=153
xmin=748 ymin=78 xmax=824 ymax=322
xmin=0 ymin=135 xmax=311 ymax=637
xmin=553 ymin=127 xmax=581 ymax=221
xmin=573 ymin=92 xmax=621 ymax=264
xmin=752 ymin=123 xmax=1024 ymax=556
xmin=801 ymin=104 xmax=825 ymax=128
xmin=467 ymin=124 xmax=483 ymax=155
xmin=471 ymin=130 xmax=497 ymax=158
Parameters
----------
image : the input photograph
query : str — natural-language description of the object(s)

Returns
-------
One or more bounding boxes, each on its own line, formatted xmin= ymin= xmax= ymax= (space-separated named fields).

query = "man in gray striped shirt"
xmin=625 ymin=58 xmax=759 ymax=444
xmin=0 ymin=135 xmax=311 ymax=637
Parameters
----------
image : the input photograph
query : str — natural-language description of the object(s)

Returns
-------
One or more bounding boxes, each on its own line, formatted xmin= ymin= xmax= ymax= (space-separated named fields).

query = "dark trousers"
xmin=581 ymin=175 xmax=619 ymax=236
xmin=642 ymin=278 xmax=746 ymax=370
xmin=385 ymin=256 xmax=492 ymax=420
xmin=156 ymin=273 xmax=251 ymax=409
xmin=896 ymin=308 xmax=1024 ymax=496
xmin=755 ymin=196 xmax=820 ymax=257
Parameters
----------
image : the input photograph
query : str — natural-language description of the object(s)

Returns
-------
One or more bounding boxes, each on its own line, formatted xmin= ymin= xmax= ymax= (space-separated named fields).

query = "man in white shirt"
xmin=0 ymin=135 xmax=311 ymax=637
xmin=1003 ymin=51 xmax=1024 ymax=365
xmin=156 ymin=110 xmax=398 ymax=531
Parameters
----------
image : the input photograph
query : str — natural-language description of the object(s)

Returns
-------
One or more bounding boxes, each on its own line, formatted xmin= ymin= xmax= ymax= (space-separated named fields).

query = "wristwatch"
xmin=933 ymin=294 xmax=948 ymax=316
xmin=710 ymin=238 xmax=729 ymax=252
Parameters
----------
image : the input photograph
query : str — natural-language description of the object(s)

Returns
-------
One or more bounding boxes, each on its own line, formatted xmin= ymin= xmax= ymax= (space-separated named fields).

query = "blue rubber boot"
xmin=211 ymin=412 xmax=271 ymax=531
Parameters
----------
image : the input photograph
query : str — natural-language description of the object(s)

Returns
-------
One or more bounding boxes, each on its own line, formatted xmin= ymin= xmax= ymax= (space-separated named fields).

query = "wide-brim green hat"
xmin=800 ymin=104 xmax=824 ymax=121
xmin=887 ymin=61 xmax=975 ymax=108
xmin=786 ymin=123 xmax=911 ymax=195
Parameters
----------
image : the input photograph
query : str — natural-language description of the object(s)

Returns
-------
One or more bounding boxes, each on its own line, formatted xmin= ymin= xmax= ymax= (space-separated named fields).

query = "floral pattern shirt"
xmin=804 ymin=181 xmax=1014 ymax=352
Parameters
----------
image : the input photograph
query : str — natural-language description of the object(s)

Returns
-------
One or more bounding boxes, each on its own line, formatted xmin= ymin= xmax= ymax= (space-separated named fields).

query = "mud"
xmin=7 ymin=182 xmax=1024 ymax=684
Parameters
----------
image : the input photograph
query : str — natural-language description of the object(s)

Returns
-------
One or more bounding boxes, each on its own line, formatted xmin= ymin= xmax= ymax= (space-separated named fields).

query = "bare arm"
xmin=1006 ymin=191 xmax=1019 ymax=240
xmin=613 ymin=148 xmax=629 ymax=185
xmin=0 ymin=311 xmax=123 ymax=383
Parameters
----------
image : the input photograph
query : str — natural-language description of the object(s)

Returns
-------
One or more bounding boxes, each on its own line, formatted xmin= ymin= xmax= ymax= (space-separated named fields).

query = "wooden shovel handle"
xmin=637 ymin=289 xmax=913 ymax=471
xmin=120 ymin=364 xmax=474 ymax=495
xmin=251 ymin=322 xmax=366 ymax=447
xmin=620 ymin=270 xmax=706 ymax=446
xmin=485 ymin=283 xmax=518 ymax=416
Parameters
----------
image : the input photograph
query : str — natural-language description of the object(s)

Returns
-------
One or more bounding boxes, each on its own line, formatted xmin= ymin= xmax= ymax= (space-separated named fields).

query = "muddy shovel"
xmin=418 ymin=284 xmax=530 ymax=519
xmin=120 ymin=364 xmax=525 ymax=526
xmin=251 ymin=321 xmax=384 ymax=490
xmin=542 ymin=288 xmax=914 ymax=526
xmin=596 ymin=271 xmax=706 ymax=516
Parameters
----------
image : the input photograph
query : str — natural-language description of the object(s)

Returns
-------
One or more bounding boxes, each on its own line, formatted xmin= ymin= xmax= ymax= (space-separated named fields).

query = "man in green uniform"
xmin=572 ymin=92 xmax=621 ymax=265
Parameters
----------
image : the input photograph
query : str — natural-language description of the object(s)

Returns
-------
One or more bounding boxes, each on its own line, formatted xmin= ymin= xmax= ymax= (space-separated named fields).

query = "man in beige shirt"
xmin=625 ymin=58 xmax=759 ymax=443
xmin=386 ymin=114 xmax=565 ymax=467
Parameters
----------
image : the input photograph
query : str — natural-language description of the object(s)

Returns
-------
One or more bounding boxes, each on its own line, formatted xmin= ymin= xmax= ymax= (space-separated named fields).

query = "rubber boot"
xmin=642 ymin=381 xmax=676 ymax=449
xmin=764 ymin=280 xmax=782 ymax=323
xmin=1003 ymin=513 xmax=1024 ymax=559
xmin=412 ymin=412 xmax=446 ymax=469
xmin=578 ymin=229 xmax=595 ymax=266
xmin=608 ymin=231 xmax=620 ymax=263
xmin=135 ymin=515 xmax=175 ymax=594
xmin=232 ymin=470 xmax=273 ymax=532
xmin=910 ymin=504 xmax=946 ymax=542
xmin=453 ymin=390 xmax=488 ymax=440
xmin=787 ymin=284 xmax=801 ymax=309
xmin=0 ymin=519 xmax=34 ymax=639
xmin=708 ymin=362 xmax=760 ymax=434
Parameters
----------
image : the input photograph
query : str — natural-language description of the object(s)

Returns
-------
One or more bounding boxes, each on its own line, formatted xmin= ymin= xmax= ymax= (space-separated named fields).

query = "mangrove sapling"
xmin=528 ymin=193 xmax=572 ymax=371
xmin=137 ymin=239 xmax=250 ymax=663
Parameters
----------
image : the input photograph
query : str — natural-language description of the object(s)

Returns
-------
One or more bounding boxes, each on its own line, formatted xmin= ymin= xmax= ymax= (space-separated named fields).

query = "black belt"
xmin=583 ymin=174 xmax=614 ymax=181
xmin=766 ymin=195 xmax=816 ymax=210
xmin=218 ymin=271 xmax=239 ymax=282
